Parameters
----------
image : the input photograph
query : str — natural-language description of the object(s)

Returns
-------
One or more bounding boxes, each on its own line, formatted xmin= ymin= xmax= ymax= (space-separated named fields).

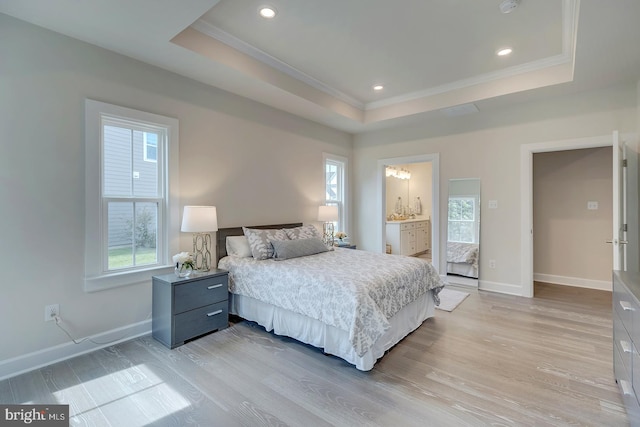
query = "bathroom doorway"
xmin=378 ymin=154 xmax=440 ymax=273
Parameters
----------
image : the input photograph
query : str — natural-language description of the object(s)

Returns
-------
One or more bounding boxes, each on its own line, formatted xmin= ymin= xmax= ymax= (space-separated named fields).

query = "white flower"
xmin=335 ymin=231 xmax=347 ymax=239
xmin=172 ymin=252 xmax=193 ymax=264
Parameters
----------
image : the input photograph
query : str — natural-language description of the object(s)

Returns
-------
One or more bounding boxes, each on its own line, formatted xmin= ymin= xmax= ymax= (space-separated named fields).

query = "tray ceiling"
xmin=1 ymin=0 xmax=639 ymax=132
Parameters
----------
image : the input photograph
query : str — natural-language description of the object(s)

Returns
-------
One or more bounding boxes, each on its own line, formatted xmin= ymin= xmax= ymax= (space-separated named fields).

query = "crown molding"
xmin=365 ymin=53 xmax=572 ymax=111
xmin=192 ymin=0 xmax=579 ymax=117
xmin=192 ymin=19 xmax=365 ymax=110
xmin=368 ymin=0 xmax=579 ymax=111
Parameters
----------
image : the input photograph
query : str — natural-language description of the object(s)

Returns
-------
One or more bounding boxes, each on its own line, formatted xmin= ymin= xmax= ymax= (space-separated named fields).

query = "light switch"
xmin=587 ymin=201 xmax=598 ymax=210
xmin=488 ymin=200 xmax=498 ymax=209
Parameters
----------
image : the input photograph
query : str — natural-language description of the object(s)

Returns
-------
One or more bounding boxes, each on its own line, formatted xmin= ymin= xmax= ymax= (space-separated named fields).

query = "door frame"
xmin=378 ymin=153 xmax=440 ymax=274
xmin=520 ymin=134 xmax=615 ymax=298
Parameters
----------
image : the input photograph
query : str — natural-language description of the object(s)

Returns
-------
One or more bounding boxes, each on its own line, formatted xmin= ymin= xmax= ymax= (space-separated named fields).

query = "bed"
xmin=446 ymin=242 xmax=479 ymax=279
xmin=216 ymin=223 xmax=444 ymax=371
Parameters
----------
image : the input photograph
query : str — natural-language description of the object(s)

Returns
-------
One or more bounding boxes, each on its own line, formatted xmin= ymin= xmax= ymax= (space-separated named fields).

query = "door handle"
xmin=606 ymin=239 xmax=629 ymax=245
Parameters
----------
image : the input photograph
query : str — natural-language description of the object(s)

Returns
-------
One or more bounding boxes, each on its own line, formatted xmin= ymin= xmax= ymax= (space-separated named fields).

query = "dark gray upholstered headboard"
xmin=215 ymin=223 xmax=303 ymax=266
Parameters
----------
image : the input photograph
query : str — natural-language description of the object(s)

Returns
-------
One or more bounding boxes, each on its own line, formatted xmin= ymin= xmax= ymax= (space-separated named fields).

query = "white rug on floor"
xmin=436 ymin=288 xmax=470 ymax=312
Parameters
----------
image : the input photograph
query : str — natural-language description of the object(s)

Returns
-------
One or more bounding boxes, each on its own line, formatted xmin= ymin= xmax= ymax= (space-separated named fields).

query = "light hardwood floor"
xmin=1 ymin=283 xmax=627 ymax=426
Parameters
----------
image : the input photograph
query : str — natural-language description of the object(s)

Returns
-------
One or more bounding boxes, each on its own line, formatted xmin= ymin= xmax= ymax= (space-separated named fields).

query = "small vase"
xmin=175 ymin=264 xmax=193 ymax=278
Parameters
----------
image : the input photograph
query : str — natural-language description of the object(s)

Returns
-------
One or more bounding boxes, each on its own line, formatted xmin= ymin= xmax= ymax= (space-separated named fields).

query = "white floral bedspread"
xmin=447 ymin=242 xmax=479 ymax=267
xmin=219 ymin=248 xmax=443 ymax=357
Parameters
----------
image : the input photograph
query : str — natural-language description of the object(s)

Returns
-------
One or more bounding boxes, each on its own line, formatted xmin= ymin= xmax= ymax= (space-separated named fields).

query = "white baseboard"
xmin=446 ymin=275 xmax=478 ymax=288
xmin=533 ymin=273 xmax=611 ymax=291
xmin=443 ymin=273 xmax=526 ymax=296
xmin=0 ymin=320 xmax=152 ymax=381
xmin=479 ymin=280 xmax=524 ymax=296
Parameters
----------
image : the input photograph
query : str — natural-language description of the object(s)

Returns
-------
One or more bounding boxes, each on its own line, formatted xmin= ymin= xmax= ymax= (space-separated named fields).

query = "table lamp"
xmin=181 ymin=206 xmax=218 ymax=271
xmin=317 ymin=205 xmax=338 ymax=248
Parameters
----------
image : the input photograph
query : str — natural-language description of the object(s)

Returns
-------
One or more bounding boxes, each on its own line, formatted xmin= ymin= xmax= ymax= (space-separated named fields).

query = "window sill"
xmin=84 ymin=265 xmax=174 ymax=292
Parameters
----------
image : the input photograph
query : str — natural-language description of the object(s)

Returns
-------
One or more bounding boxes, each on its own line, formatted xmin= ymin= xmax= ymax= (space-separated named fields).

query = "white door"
xmin=612 ymin=130 xmax=628 ymax=270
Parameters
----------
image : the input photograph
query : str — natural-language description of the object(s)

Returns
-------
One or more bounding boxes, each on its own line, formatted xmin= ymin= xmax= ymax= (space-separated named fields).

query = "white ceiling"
xmin=2 ymin=0 xmax=639 ymax=133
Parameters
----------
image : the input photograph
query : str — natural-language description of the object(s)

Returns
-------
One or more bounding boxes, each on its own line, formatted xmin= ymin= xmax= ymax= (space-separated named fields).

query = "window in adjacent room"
xmin=447 ymin=196 xmax=477 ymax=243
xmin=84 ymin=99 xmax=179 ymax=291
xmin=324 ymin=154 xmax=348 ymax=235
xmin=143 ymin=132 xmax=158 ymax=162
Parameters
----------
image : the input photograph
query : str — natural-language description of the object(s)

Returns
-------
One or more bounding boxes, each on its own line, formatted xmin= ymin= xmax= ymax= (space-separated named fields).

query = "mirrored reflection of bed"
xmin=216 ymin=223 xmax=444 ymax=371
xmin=447 ymin=242 xmax=479 ymax=278
xmin=447 ymin=178 xmax=481 ymax=286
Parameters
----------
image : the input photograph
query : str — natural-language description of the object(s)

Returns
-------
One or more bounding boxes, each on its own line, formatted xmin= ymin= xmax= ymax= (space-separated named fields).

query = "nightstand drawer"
xmin=174 ymin=300 xmax=228 ymax=344
xmin=174 ymin=275 xmax=228 ymax=313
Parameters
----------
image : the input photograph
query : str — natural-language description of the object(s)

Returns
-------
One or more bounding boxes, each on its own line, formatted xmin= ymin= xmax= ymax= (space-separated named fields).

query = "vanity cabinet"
xmin=613 ymin=270 xmax=640 ymax=425
xmin=415 ymin=221 xmax=430 ymax=253
xmin=386 ymin=220 xmax=430 ymax=256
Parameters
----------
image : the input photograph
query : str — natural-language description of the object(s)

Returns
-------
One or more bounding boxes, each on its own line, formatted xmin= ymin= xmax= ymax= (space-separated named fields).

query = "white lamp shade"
xmin=317 ymin=205 xmax=338 ymax=222
xmin=181 ymin=206 xmax=218 ymax=232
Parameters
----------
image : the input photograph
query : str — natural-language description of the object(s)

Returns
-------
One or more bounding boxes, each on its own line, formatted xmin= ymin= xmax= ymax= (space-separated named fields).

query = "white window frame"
xmin=447 ymin=195 xmax=479 ymax=243
xmin=323 ymin=153 xmax=348 ymax=236
xmin=84 ymin=99 xmax=180 ymax=292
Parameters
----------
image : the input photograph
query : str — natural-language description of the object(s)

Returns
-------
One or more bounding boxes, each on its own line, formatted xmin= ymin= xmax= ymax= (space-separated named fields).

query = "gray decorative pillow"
xmin=284 ymin=224 xmax=323 ymax=240
xmin=271 ymin=237 xmax=328 ymax=260
xmin=243 ymin=227 xmax=289 ymax=260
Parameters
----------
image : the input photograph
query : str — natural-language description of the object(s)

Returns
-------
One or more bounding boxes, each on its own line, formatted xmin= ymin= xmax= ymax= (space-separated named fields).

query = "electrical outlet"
xmin=45 ymin=304 xmax=59 ymax=322
xmin=489 ymin=259 xmax=496 ymax=269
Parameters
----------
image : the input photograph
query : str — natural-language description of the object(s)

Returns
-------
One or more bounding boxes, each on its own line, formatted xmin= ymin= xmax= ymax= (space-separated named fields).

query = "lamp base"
xmin=322 ymin=222 xmax=334 ymax=249
xmin=192 ymin=232 xmax=212 ymax=271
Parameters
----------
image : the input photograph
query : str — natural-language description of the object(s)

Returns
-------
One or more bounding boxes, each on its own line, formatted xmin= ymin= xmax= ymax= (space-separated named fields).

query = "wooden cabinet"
xmin=613 ymin=270 xmax=640 ymax=425
xmin=415 ymin=220 xmax=430 ymax=253
xmin=386 ymin=220 xmax=430 ymax=256
xmin=400 ymin=223 xmax=416 ymax=255
xmin=152 ymin=269 xmax=229 ymax=349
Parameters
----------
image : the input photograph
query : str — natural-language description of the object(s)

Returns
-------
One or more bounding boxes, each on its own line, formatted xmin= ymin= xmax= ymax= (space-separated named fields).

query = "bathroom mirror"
xmin=446 ymin=178 xmax=480 ymax=286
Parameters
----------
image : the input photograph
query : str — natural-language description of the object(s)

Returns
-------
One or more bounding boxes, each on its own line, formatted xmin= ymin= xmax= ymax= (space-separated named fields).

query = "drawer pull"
xmin=620 ymin=379 xmax=633 ymax=396
xmin=207 ymin=309 xmax=223 ymax=317
xmin=620 ymin=340 xmax=633 ymax=354
xmin=207 ymin=284 xmax=223 ymax=290
xmin=620 ymin=301 xmax=635 ymax=311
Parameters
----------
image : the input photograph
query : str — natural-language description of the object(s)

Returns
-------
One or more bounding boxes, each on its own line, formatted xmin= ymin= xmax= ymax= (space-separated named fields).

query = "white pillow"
xmin=226 ymin=236 xmax=253 ymax=258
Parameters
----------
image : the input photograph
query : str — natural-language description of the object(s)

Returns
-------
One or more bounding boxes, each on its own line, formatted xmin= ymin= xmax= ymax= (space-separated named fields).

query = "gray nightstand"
xmin=152 ymin=269 xmax=229 ymax=349
xmin=336 ymin=243 xmax=356 ymax=249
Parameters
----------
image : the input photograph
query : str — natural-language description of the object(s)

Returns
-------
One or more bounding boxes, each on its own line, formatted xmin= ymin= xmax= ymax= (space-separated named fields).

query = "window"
xmin=85 ymin=100 xmax=179 ymax=291
xmin=324 ymin=154 xmax=348 ymax=235
xmin=448 ymin=197 xmax=477 ymax=243
xmin=143 ymin=133 xmax=157 ymax=162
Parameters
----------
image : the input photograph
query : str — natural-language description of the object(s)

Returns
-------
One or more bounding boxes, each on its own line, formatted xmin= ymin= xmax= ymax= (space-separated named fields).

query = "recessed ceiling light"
xmin=259 ymin=6 xmax=277 ymax=19
xmin=497 ymin=48 xmax=513 ymax=56
xmin=373 ymin=85 xmax=384 ymax=91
